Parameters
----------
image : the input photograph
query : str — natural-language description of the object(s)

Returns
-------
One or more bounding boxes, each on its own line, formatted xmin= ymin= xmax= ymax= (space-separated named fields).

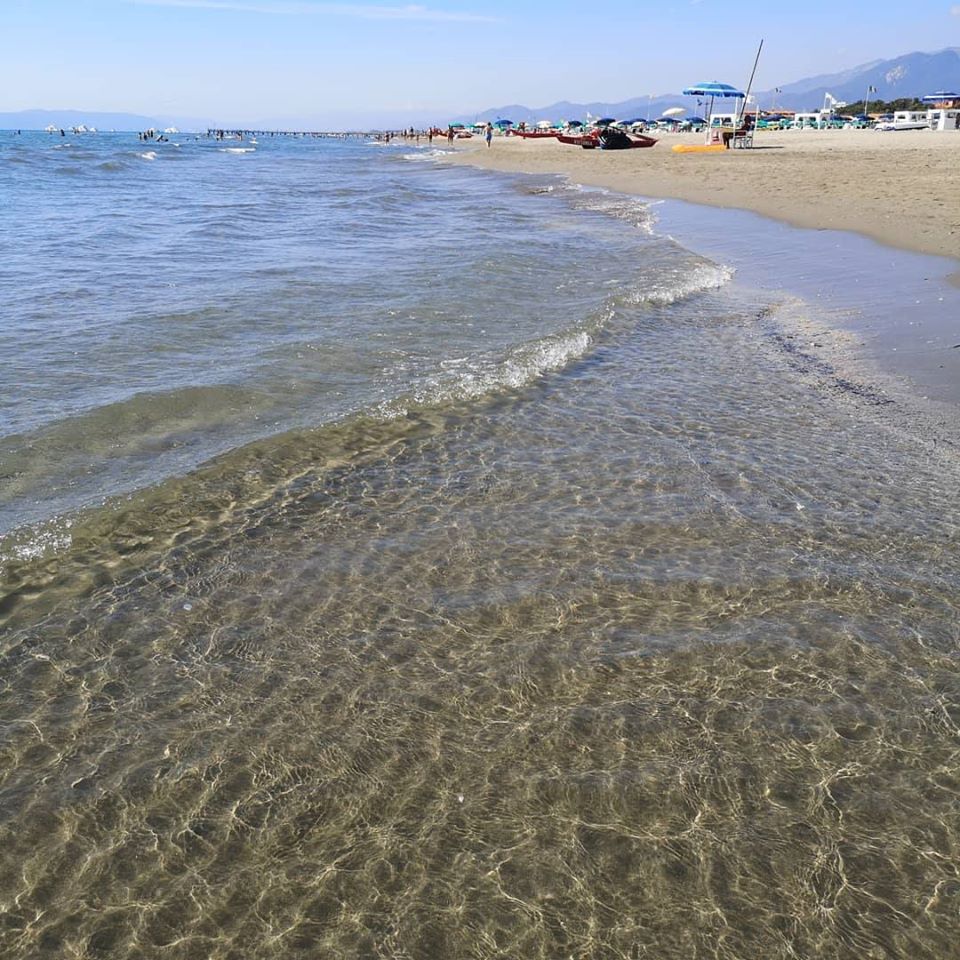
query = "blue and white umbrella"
xmin=682 ymin=81 xmax=746 ymax=134
xmin=682 ymin=81 xmax=745 ymax=98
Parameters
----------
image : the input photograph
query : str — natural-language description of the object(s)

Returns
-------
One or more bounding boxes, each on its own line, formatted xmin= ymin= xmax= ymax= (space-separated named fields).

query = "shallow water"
xmin=2 ymin=132 xmax=960 ymax=959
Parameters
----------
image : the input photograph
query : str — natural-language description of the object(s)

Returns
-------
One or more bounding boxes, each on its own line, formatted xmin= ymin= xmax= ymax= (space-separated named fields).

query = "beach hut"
xmin=920 ymin=92 xmax=960 ymax=130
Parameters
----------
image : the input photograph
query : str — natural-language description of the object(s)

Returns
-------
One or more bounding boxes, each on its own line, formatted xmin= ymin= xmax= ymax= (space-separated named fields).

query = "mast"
xmin=740 ymin=39 xmax=764 ymax=125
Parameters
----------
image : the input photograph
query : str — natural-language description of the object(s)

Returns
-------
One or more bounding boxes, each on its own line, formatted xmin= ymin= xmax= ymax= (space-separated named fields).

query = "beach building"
xmin=927 ymin=107 xmax=960 ymax=129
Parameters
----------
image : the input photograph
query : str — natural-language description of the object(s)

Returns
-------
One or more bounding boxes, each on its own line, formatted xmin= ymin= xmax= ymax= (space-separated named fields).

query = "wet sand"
xmin=446 ymin=129 xmax=960 ymax=265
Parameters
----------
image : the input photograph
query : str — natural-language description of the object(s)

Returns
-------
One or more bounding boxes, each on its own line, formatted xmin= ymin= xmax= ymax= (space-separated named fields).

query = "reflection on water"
xmin=2 ymin=289 xmax=959 ymax=958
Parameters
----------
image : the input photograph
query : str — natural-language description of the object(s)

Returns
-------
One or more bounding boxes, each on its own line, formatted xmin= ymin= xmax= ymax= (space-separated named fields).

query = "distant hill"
xmin=758 ymin=48 xmax=960 ymax=111
xmin=459 ymin=96 xmax=686 ymax=126
xmin=465 ymin=47 xmax=960 ymax=123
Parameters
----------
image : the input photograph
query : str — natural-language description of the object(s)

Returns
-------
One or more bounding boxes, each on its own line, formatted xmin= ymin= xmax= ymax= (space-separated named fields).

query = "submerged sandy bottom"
xmin=3 ymin=278 xmax=960 ymax=958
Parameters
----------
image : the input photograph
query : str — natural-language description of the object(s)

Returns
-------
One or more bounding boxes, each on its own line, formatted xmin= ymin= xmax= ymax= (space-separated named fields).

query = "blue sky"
xmin=3 ymin=0 xmax=958 ymax=125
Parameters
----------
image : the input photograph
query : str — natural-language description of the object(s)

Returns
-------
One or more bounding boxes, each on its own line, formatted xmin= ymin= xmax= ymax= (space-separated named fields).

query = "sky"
xmin=2 ymin=0 xmax=958 ymax=126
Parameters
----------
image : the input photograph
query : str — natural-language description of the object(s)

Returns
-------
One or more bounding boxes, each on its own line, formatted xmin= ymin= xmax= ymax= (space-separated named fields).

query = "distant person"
xmin=485 ymin=124 xmax=493 ymax=148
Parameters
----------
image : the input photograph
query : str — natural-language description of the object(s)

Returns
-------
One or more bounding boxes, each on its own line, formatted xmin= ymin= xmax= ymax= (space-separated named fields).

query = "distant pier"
xmin=205 ymin=129 xmax=372 ymax=139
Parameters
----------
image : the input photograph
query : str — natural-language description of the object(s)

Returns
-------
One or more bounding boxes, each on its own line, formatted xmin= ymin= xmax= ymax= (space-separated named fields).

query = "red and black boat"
xmin=558 ymin=128 xmax=657 ymax=149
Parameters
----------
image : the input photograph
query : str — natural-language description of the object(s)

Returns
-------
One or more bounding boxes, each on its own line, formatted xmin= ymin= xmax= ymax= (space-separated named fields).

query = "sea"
xmin=1 ymin=129 xmax=959 ymax=959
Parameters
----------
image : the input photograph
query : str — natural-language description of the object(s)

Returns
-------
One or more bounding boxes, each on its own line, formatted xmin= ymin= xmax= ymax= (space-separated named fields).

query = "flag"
xmin=868 ymin=85 xmax=877 ymax=94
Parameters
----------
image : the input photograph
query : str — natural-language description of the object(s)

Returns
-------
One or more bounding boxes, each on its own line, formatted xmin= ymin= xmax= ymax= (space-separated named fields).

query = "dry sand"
xmin=444 ymin=129 xmax=960 ymax=265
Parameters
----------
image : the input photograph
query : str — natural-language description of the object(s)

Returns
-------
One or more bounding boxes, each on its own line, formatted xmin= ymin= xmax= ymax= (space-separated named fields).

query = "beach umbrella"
xmin=662 ymin=106 xmax=686 ymax=117
xmin=682 ymin=81 xmax=745 ymax=133
xmin=537 ymin=120 xmax=553 ymax=129
xmin=595 ymin=117 xmax=617 ymax=125
xmin=493 ymin=118 xmax=513 ymax=128
xmin=682 ymin=81 xmax=745 ymax=98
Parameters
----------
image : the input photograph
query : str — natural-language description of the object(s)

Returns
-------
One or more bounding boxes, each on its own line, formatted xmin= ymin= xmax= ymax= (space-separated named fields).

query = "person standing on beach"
xmin=485 ymin=124 xmax=493 ymax=148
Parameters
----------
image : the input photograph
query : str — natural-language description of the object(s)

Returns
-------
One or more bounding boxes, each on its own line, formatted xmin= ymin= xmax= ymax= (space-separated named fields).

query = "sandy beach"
xmin=445 ymin=129 xmax=960 ymax=265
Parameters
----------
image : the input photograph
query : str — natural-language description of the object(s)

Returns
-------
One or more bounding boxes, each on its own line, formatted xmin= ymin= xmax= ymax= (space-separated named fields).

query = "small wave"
xmin=220 ymin=147 xmax=256 ymax=154
xmin=626 ymin=260 xmax=735 ymax=306
xmin=380 ymin=322 xmax=603 ymax=420
xmin=563 ymin=182 xmax=656 ymax=234
xmin=402 ymin=148 xmax=455 ymax=162
xmin=139 ymin=151 xmax=157 ymax=161
xmin=97 ymin=160 xmax=125 ymax=171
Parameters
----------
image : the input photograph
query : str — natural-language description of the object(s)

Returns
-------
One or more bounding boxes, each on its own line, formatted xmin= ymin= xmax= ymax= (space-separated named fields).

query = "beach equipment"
xmin=682 ymin=81 xmax=745 ymax=140
xmin=493 ymin=118 xmax=514 ymax=128
xmin=921 ymin=91 xmax=960 ymax=103
xmin=558 ymin=130 xmax=657 ymax=149
xmin=662 ymin=107 xmax=686 ymax=117
xmin=681 ymin=81 xmax=745 ymax=99
xmin=672 ymin=143 xmax=727 ymax=153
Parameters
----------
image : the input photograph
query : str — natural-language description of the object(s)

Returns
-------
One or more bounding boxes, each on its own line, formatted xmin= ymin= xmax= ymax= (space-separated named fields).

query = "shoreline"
xmin=442 ymin=129 xmax=960 ymax=270
xmin=438 ymin=128 xmax=960 ymax=450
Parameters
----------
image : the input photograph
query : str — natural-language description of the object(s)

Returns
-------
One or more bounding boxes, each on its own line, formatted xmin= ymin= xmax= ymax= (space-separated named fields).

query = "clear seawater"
xmin=1 ymin=130 xmax=959 ymax=959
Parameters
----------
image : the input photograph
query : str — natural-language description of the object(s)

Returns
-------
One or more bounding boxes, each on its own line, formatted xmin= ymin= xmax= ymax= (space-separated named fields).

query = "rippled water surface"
xmin=2 ymin=130 xmax=960 ymax=959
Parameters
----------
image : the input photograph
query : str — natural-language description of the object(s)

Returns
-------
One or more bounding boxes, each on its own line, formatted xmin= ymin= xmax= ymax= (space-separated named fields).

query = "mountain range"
xmin=463 ymin=47 xmax=960 ymax=124
xmin=3 ymin=48 xmax=960 ymax=131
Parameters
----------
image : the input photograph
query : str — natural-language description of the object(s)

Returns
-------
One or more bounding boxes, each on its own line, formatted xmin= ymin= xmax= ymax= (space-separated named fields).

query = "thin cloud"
xmin=125 ymin=0 xmax=499 ymax=21
xmin=952 ymin=4 xmax=960 ymax=13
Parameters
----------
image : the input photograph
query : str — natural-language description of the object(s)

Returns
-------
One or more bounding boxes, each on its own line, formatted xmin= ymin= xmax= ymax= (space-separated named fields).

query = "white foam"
xmin=0 ymin=519 xmax=74 ymax=574
xmin=562 ymin=182 xmax=656 ymax=234
xmin=221 ymin=147 xmax=256 ymax=154
xmin=379 ymin=328 xmax=596 ymax=420
xmin=402 ymin=148 xmax=454 ymax=162
xmin=139 ymin=151 xmax=157 ymax=161
xmin=627 ymin=261 xmax=734 ymax=305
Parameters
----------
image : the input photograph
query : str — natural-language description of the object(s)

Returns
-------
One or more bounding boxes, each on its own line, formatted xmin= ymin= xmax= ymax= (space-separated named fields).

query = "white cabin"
xmin=892 ymin=110 xmax=928 ymax=126
xmin=926 ymin=108 xmax=960 ymax=131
